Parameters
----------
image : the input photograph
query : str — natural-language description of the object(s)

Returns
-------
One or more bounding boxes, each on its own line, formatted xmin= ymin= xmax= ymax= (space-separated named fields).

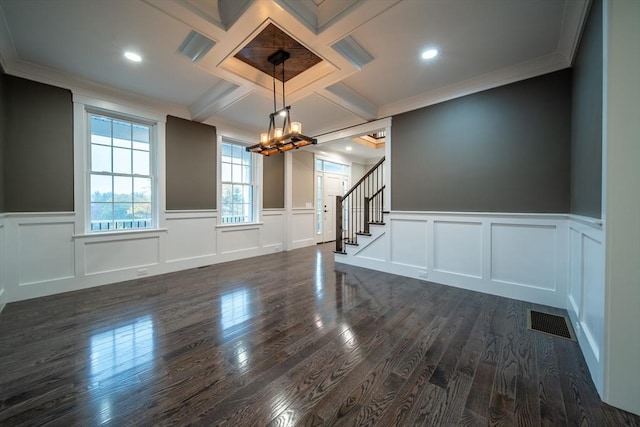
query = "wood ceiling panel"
xmin=234 ymin=23 xmax=322 ymax=82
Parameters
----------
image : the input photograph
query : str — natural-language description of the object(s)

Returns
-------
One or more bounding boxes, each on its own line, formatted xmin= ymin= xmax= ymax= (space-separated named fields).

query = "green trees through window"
xmin=89 ymin=114 xmax=153 ymax=231
xmin=221 ymin=142 xmax=254 ymax=223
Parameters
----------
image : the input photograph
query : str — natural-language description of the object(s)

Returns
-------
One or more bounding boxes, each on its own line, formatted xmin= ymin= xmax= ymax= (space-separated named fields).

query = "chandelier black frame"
xmin=246 ymin=50 xmax=316 ymax=156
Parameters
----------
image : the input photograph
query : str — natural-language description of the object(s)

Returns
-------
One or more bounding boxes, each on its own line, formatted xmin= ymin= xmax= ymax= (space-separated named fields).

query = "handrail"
xmin=342 ymin=156 xmax=385 ymax=199
xmin=368 ymin=185 xmax=385 ymax=201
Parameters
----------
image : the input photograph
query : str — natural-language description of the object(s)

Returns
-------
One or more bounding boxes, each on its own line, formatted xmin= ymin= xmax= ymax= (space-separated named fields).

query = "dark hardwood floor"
xmin=1 ymin=244 xmax=638 ymax=426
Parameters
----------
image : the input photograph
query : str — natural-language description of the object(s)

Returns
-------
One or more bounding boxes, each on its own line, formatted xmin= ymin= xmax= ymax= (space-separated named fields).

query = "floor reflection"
xmin=315 ymin=250 xmax=323 ymax=301
xmin=339 ymin=322 xmax=363 ymax=363
xmin=334 ymin=270 xmax=360 ymax=314
xmin=88 ymin=315 xmax=155 ymax=424
xmin=221 ymin=288 xmax=252 ymax=339
xmin=89 ymin=315 xmax=154 ymax=387
xmin=235 ymin=341 xmax=251 ymax=372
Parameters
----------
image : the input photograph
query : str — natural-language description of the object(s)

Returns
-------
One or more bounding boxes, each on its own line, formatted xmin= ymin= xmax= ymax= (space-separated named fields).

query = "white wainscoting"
xmin=338 ymin=211 xmax=568 ymax=308
xmin=2 ymin=213 xmax=78 ymax=301
xmin=19 ymin=220 xmax=75 ymax=285
xmin=566 ymin=215 xmax=604 ymax=396
xmin=84 ymin=235 xmax=160 ymax=275
xmin=291 ymin=208 xmax=316 ymax=249
xmin=491 ymin=223 xmax=557 ymax=290
xmin=0 ymin=209 xmax=291 ymax=303
xmin=165 ymin=211 xmax=217 ymax=267
xmin=433 ymin=221 xmax=483 ymax=279
xmin=262 ymin=210 xmax=285 ymax=250
xmin=349 ymin=228 xmax=387 ymax=262
xmin=390 ymin=218 xmax=427 ymax=268
xmin=219 ymin=224 xmax=260 ymax=254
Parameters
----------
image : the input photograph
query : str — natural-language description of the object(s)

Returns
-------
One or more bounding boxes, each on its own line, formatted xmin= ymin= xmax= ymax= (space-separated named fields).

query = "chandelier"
xmin=246 ymin=49 xmax=316 ymax=156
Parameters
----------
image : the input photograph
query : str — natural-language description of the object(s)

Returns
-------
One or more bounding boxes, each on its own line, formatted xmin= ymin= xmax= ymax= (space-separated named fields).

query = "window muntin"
xmin=316 ymin=159 xmax=350 ymax=175
xmin=221 ymin=142 xmax=254 ymax=224
xmin=89 ymin=114 xmax=153 ymax=231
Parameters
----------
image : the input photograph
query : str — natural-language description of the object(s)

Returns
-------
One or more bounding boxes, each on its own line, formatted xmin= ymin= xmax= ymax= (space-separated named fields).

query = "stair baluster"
xmin=335 ymin=156 xmax=385 ymax=253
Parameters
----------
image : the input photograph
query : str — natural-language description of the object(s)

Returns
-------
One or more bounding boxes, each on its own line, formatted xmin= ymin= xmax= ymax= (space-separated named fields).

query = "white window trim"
xmin=217 ymin=134 xmax=262 ymax=225
xmin=73 ymin=94 xmax=166 ymax=236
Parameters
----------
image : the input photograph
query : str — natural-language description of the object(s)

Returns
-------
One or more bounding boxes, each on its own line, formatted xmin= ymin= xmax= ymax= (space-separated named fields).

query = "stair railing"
xmin=335 ymin=156 xmax=385 ymax=253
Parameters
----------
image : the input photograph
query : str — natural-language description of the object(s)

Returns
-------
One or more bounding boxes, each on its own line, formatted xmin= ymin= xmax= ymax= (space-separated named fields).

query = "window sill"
xmin=215 ymin=222 xmax=263 ymax=229
xmin=73 ymin=228 xmax=168 ymax=239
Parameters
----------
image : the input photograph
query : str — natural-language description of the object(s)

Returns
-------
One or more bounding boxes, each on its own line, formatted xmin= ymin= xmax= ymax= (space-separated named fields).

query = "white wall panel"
xmin=3 ymin=207 xmax=305 ymax=303
xmin=390 ymin=219 xmax=427 ymax=268
xmin=166 ymin=216 xmax=216 ymax=261
xmin=491 ymin=224 xmax=556 ymax=289
xmin=262 ymin=212 xmax=284 ymax=248
xmin=433 ymin=221 xmax=482 ymax=278
xmin=292 ymin=210 xmax=315 ymax=248
xmin=566 ymin=217 xmax=604 ymax=397
xmin=568 ymin=228 xmax=582 ymax=316
xmin=85 ymin=236 xmax=160 ymax=275
xmin=219 ymin=227 xmax=260 ymax=254
xmin=355 ymin=233 xmax=386 ymax=261
xmin=582 ymin=234 xmax=604 ymax=361
xmin=19 ymin=222 xmax=75 ymax=285
xmin=337 ymin=212 xmax=566 ymax=307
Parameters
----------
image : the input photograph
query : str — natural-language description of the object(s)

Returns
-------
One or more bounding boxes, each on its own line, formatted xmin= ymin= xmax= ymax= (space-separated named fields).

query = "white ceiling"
xmin=0 ymin=0 xmax=589 ymax=162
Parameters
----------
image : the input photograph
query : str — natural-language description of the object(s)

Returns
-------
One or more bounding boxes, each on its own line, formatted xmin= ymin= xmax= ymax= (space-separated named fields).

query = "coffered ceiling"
xmin=0 ymin=0 xmax=590 ymax=145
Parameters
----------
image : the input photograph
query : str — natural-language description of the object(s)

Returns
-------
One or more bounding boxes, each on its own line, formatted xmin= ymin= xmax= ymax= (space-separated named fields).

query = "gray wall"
xmin=263 ymin=154 xmax=284 ymax=209
xmin=0 ymin=68 xmax=5 ymax=213
xmin=571 ymin=0 xmax=602 ymax=218
xmin=4 ymin=75 xmax=73 ymax=212
xmin=391 ymin=69 xmax=572 ymax=213
xmin=292 ymin=150 xmax=314 ymax=208
xmin=166 ymin=115 xmax=217 ymax=210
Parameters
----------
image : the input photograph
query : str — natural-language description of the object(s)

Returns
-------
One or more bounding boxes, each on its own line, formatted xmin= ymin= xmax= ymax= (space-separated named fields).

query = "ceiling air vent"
xmin=178 ymin=30 xmax=216 ymax=62
xmin=331 ymin=35 xmax=373 ymax=70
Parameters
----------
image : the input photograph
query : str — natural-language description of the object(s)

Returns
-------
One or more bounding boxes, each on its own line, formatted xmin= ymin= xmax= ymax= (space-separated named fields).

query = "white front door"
xmin=319 ymin=172 xmax=347 ymax=243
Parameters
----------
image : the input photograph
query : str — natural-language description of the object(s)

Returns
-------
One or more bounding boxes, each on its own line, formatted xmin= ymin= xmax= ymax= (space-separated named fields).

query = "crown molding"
xmin=377 ymin=0 xmax=589 ymax=118
xmin=378 ymin=52 xmax=571 ymax=119
xmin=5 ymin=59 xmax=189 ymax=119
xmin=558 ymin=0 xmax=593 ymax=66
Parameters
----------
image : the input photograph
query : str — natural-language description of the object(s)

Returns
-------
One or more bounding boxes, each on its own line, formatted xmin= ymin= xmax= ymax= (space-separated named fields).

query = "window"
xmin=221 ymin=141 xmax=255 ymax=223
xmin=316 ymin=159 xmax=350 ymax=175
xmin=316 ymin=175 xmax=323 ymax=235
xmin=89 ymin=114 xmax=154 ymax=231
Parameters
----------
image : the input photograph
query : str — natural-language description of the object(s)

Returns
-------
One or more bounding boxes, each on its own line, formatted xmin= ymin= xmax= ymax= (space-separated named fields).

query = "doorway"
xmin=316 ymin=160 xmax=350 ymax=243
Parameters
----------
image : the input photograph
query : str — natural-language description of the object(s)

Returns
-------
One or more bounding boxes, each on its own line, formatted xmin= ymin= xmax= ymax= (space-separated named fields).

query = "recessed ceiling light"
xmin=124 ymin=51 xmax=142 ymax=62
xmin=421 ymin=49 xmax=438 ymax=60
xmin=346 ymin=146 xmax=353 ymax=151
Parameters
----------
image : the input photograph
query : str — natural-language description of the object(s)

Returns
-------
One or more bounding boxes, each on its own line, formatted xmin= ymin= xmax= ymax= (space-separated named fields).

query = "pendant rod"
xmin=281 ymin=61 xmax=286 ymax=110
xmin=272 ymin=64 xmax=276 ymax=114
